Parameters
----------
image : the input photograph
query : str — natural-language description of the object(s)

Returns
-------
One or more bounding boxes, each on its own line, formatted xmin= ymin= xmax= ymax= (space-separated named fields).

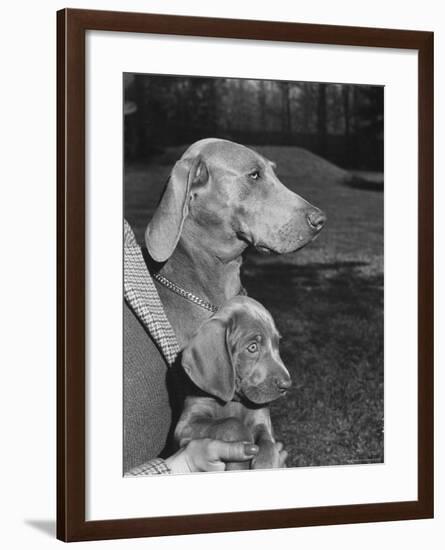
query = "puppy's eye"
xmin=249 ymin=171 xmax=260 ymax=181
xmin=246 ymin=342 xmax=259 ymax=353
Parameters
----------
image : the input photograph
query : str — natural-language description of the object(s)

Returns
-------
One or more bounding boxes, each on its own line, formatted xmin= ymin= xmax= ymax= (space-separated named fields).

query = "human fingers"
xmin=206 ymin=440 xmax=259 ymax=463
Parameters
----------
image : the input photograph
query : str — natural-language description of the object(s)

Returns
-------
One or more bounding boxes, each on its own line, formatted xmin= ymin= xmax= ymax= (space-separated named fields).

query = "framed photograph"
xmin=57 ymin=8 xmax=434 ymax=542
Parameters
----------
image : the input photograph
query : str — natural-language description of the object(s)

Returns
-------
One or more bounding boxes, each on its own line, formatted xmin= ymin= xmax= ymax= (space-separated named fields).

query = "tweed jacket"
xmin=123 ymin=220 xmax=180 ymax=475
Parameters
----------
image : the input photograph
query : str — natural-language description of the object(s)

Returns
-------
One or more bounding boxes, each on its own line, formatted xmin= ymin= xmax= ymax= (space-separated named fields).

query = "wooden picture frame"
xmin=57 ymin=8 xmax=434 ymax=542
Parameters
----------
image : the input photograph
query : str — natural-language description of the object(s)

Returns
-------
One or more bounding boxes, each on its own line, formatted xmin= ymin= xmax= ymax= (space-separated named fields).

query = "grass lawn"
xmin=125 ymin=144 xmax=384 ymax=467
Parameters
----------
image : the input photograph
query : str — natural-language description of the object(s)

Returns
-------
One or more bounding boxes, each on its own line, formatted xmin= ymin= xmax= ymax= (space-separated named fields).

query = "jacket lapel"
xmin=124 ymin=220 xmax=180 ymax=366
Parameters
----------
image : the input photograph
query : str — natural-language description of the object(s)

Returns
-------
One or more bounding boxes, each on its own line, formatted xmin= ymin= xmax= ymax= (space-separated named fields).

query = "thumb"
xmin=208 ymin=440 xmax=259 ymax=463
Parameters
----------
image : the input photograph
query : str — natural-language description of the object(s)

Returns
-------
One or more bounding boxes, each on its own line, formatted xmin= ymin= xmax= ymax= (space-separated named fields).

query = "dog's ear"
xmin=181 ymin=318 xmax=235 ymax=403
xmin=145 ymin=156 xmax=208 ymax=262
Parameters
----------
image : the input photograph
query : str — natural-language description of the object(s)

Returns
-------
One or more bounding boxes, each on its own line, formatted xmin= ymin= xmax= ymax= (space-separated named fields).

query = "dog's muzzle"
xmin=306 ymin=208 xmax=327 ymax=232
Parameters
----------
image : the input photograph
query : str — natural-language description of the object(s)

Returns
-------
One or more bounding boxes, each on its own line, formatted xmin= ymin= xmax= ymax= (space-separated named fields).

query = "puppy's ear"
xmin=145 ymin=156 xmax=208 ymax=262
xmin=181 ymin=318 xmax=235 ymax=403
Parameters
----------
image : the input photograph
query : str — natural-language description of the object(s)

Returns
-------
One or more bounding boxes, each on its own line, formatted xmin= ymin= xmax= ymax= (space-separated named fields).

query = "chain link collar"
xmin=151 ymin=272 xmax=219 ymax=313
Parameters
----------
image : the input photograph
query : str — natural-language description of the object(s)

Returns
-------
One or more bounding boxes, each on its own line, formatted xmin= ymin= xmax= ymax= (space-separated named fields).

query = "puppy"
xmin=174 ymin=296 xmax=291 ymax=470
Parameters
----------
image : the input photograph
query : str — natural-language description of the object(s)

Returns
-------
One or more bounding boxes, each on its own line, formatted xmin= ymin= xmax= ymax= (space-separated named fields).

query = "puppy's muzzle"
xmin=275 ymin=374 xmax=292 ymax=394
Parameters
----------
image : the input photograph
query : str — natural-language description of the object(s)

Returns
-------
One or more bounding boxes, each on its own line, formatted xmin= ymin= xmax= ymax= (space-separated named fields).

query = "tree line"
xmin=124 ymin=74 xmax=383 ymax=171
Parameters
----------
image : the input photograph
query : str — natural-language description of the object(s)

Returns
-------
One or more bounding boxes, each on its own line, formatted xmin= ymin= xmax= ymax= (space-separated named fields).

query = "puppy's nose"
xmin=306 ymin=209 xmax=326 ymax=232
xmin=276 ymin=376 xmax=292 ymax=391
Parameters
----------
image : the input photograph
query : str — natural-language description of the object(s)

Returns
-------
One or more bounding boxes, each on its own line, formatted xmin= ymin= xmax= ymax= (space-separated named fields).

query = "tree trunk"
xmin=317 ymin=83 xmax=328 ymax=156
xmin=343 ymin=85 xmax=350 ymax=138
xmin=281 ymin=81 xmax=291 ymax=141
xmin=258 ymin=80 xmax=267 ymax=132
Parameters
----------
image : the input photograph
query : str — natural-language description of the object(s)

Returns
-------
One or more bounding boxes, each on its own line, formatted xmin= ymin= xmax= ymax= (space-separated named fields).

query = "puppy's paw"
xmin=251 ymin=441 xmax=281 ymax=470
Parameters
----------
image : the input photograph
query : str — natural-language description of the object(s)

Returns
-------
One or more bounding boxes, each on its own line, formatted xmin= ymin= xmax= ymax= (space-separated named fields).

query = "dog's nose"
xmin=276 ymin=376 xmax=292 ymax=391
xmin=306 ymin=209 xmax=327 ymax=232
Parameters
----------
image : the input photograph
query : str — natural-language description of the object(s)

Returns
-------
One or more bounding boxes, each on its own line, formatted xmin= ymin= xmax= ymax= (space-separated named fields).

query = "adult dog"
xmin=146 ymin=138 xmax=326 ymax=347
xmin=124 ymin=138 xmax=325 ymax=471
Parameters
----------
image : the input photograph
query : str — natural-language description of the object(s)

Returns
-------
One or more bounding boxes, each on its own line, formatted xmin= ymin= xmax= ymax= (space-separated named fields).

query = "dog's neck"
xmin=159 ymin=226 xmax=247 ymax=307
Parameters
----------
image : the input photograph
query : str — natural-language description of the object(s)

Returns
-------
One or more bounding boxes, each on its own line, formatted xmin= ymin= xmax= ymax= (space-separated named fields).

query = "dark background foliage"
xmin=124 ymin=74 xmax=384 ymax=467
xmin=124 ymin=74 xmax=383 ymax=172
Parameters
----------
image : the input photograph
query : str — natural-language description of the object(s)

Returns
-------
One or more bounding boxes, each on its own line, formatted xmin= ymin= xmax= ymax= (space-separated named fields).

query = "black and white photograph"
xmin=1 ymin=0 xmax=439 ymax=546
xmin=123 ymin=73 xmax=384 ymax=475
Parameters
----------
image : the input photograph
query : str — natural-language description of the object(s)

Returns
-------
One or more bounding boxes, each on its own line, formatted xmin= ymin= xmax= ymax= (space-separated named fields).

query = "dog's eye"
xmin=247 ymin=342 xmax=259 ymax=353
xmin=249 ymin=171 xmax=260 ymax=181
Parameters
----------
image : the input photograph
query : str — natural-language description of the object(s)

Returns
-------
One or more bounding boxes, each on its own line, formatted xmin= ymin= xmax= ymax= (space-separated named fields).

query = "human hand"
xmin=165 ymin=438 xmax=259 ymax=473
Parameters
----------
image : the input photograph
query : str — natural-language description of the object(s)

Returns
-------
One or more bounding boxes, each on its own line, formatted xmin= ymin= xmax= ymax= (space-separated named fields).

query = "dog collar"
xmin=151 ymin=272 xmax=219 ymax=313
